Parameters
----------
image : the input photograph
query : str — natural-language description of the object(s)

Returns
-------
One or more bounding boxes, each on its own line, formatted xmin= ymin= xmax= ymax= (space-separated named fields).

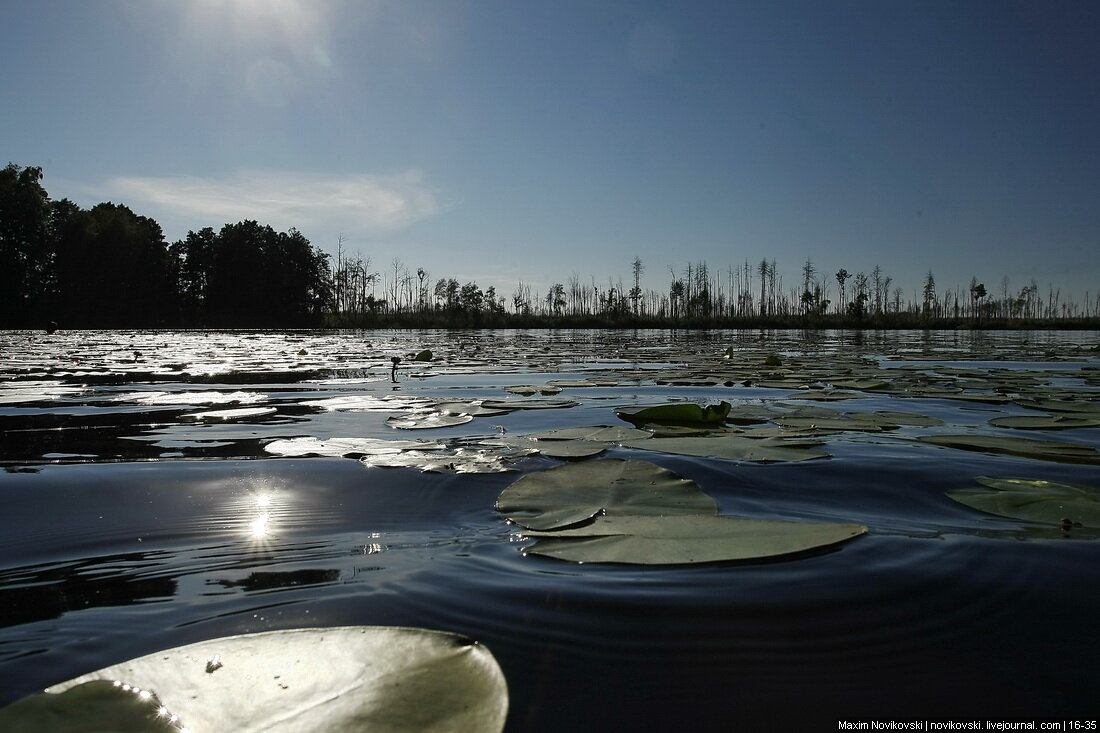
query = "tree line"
xmin=3 ymin=163 xmax=1096 ymax=329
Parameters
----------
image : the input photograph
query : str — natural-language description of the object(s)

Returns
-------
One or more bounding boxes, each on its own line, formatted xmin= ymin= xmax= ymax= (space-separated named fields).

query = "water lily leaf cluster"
xmin=496 ymin=458 xmax=866 ymax=564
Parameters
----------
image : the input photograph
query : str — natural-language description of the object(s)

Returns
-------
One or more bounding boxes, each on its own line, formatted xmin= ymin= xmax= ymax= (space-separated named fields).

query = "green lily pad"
xmin=916 ymin=434 xmax=1100 ymax=465
xmin=264 ymin=437 xmax=445 ymax=457
xmin=486 ymin=437 xmax=607 ymax=459
xmin=525 ymin=425 xmax=652 ymax=442
xmin=988 ymin=415 xmax=1100 ymax=430
xmin=0 ymin=627 xmax=507 ymax=733
xmin=387 ymin=413 xmax=475 ymax=430
xmin=413 ymin=349 xmax=433 ymax=361
xmin=496 ymin=458 xmax=718 ymax=530
xmin=504 ymin=385 xmax=562 ymax=396
xmin=774 ymin=416 xmax=889 ymax=432
xmin=0 ymin=680 xmax=178 ymax=732
xmin=433 ymin=401 xmax=513 ymax=417
xmin=621 ymin=435 xmax=829 ymax=463
xmin=480 ymin=398 xmax=579 ymax=410
xmin=946 ymin=476 xmax=1100 ymax=528
xmin=1014 ymin=398 xmax=1100 ymax=414
xmin=616 ymin=401 xmax=731 ymax=426
xmin=363 ymin=448 xmax=514 ymax=473
xmin=183 ymin=407 xmax=278 ymax=420
xmin=520 ymin=514 xmax=867 ymax=565
xmin=847 ymin=411 xmax=945 ymax=427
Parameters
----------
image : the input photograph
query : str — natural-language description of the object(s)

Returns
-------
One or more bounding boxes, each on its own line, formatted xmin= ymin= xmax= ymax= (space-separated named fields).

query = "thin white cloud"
xmin=99 ymin=170 xmax=442 ymax=232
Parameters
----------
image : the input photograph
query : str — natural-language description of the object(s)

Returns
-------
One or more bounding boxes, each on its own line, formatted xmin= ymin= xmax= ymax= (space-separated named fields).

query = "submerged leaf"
xmin=496 ymin=458 xmax=717 ymax=531
xmin=3 ymin=627 xmax=507 ymax=733
xmin=947 ymin=476 xmax=1100 ymax=528
xmin=521 ymin=514 xmax=867 ymax=565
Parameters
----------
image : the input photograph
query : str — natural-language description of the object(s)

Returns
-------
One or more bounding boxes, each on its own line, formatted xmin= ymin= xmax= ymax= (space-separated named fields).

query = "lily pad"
xmin=988 ymin=415 xmax=1100 ymax=430
xmin=525 ymin=425 xmax=652 ymax=442
xmin=387 ymin=413 xmax=475 ymax=430
xmin=847 ymin=410 xmax=946 ymax=427
xmin=520 ymin=514 xmax=867 ymax=565
xmin=916 ymin=434 xmax=1100 ymax=465
xmin=616 ymin=401 xmax=731 ymax=426
xmin=504 ymin=385 xmax=562 ymax=396
xmin=413 ymin=349 xmax=433 ymax=361
xmin=0 ymin=680 xmax=178 ymax=732
xmin=264 ymin=437 xmax=445 ymax=457
xmin=621 ymin=435 xmax=829 ymax=463
xmin=183 ymin=407 xmax=278 ymax=420
xmin=486 ymin=437 xmax=607 ymax=459
xmin=433 ymin=401 xmax=512 ymax=417
xmin=363 ymin=448 xmax=513 ymax=473
xmin=0 ymin=626 xmax=507 ymax=733
xmin=480 ymin=398 xmax=579 ymax=410
xmin=496 ymin=458 xmax=718 ymax=530
xmin=946 ymin=476 xmax=1100 ymax=528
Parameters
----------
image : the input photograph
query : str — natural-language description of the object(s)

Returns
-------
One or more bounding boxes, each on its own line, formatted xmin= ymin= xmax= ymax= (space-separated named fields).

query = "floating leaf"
xmin=497 ymin=459 xmax=718 ymax=531
xmin=301 ymin=395 xmax=432 ymax=412
xmin=413 ymin=349 xmax=433 ymax=361
xmin=0 ymin=680 xmax=177 ymax=732
xmin=621 ymin=435 xmax=829 ymax=463
xmin=504 ymin=385 xmax=562 ymax=396
xmin=775 ymin=416 xmax=889 ymax=432
xmin=433 ymin=401 xmax=512 ymax=417
xmin=265 ymin=437 xmax=444 ymax=457
xmin=916 ymin=434 xmax=1100 ymax=465
xmin=183 ymin=407 xmax=277 ymax=420
xmin=480 ymin=398 xmax=578 ymax=410
xmin=363 ymin=448 xmax=513 ymax=473
xmin=486 ymin=437 xmax=607 ymax=459
xmin=520 ymin=514 xmax=867 ymax=565
xmin=525 ymin=425 xmax=652 ymax=442
xmin=847 ymin=410 xmax=945 ymax=427
xmin=386 ymin=412 xmax=475 ymax=430
xmin=988 ymin=415 xmax=1100 ymax=430
xmin=0 ymin=626 xmax=507 ymax=733
xmin=946 ymin=476 xmax=1100 ymax=528
xmin=616 ymin=401 xmax=731 ymax=426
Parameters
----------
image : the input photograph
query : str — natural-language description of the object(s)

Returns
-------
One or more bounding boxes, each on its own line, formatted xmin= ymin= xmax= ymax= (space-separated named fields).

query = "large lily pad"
xmin=946 ymin=476 xmax=1100 ymax=528
xmin=520 ymin=514 xmax=867 ymax=564
xmin=496 ymin=459 xmax=718 ymax=530
xmin=616 ymin=401 xmax=731 ymax=426
xmin=0 ymin=626 xmax=507 ymax=733
xmin=916 ymin=434 xmax=1100 ymax=465
xmin=621 ymin=435 xmax=829 ymax=463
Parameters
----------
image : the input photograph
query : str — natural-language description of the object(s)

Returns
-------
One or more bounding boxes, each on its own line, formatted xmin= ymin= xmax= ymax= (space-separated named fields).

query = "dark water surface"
xmin=1 ymin=329 xmax=1098 ymax=730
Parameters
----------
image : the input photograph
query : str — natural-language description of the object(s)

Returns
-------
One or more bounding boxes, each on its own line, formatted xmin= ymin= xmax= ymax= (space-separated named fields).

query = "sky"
xmin=3 ymin=0 xmax=1098 ymax=304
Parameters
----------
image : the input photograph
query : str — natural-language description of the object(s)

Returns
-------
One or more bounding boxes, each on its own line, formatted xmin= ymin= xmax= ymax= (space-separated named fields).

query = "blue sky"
xmin=3 ymin=0 xmax=1098 ymax=303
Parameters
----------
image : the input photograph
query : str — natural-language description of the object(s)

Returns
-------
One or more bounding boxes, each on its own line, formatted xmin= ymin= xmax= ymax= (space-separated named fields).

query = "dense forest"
xmin=3 ymin=163 xmax=1097 ymax=330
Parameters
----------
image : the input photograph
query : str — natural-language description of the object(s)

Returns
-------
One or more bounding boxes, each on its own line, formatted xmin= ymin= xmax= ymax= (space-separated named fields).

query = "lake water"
xmin=1 ymin=328 xmax=1099 ymax=730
